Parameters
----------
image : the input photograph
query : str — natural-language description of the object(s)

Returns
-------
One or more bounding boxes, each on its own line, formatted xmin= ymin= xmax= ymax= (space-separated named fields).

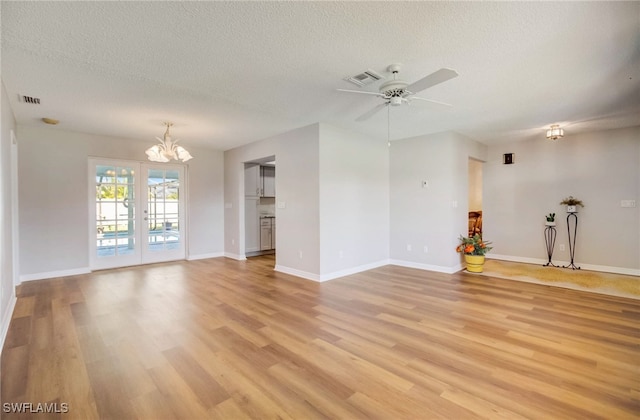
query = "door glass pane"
xmin=147 ymin=168 xmax=180 ymax=252
xmin=95 ymin=165 xmax=135 ymax=257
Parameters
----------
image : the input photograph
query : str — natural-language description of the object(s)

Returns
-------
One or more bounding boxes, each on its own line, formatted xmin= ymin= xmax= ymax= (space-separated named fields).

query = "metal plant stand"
xmin=543 ymin=224 xmax=557 ymax=267
xmin=563 ymin=212 xmax=580 ymax=270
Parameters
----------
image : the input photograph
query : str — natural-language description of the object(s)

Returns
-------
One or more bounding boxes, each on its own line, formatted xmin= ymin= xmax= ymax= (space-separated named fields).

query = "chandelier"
xmin=145 ymin=122 xmax=193 ymax=162
xmin=546 ymin=124 xmax=564 ymax=140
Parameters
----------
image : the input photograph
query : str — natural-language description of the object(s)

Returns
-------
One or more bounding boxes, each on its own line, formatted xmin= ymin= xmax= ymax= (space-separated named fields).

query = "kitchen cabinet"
xmin=261 ymin=166 xmax=275 ymax=197
xmin=244 ymin=164 xmax=276 ymax=197
xmin=244 ymin=164 xmax=261 ymax=197
xmin=260 ymin=217 xmax=274 ymax=251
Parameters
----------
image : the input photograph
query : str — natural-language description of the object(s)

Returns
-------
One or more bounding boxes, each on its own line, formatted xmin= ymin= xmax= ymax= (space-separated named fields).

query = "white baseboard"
xmin=0 ymin=292 xmax=17 ymax=356
xmin=488 ymin=254 xmax=640 ymax=277
xmin=20 ymin=267 xmax=91 ymax=282
xmin=274 ymin=265 xmax=321 ymax=282
xmin=319 ymin=260 xmax=389 ymax=282
xmin=224 ymin=252 xmax=247 ymax=261
xmin=187 ymin=252 xmax=224 ymax=261
xmin=275 ymin=260 xmax=391 ymax=282
xmin=389 ymin=259 xmax=462 ymax=274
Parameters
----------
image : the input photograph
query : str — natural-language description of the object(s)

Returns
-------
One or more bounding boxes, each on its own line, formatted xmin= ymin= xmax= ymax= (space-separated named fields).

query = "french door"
xmin=89 ymin=158 xmax=186 ymax=270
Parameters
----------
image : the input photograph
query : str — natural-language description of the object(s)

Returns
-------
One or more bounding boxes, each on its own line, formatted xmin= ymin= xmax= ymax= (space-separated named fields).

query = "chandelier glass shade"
xmin=146 ymin=122 xmax=193 ymax=163
xmin=546 ymin=124 xmax=564 ymax=140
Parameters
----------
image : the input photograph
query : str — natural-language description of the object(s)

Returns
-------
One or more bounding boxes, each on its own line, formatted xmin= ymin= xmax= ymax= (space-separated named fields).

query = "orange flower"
xmin=464 ymin=245 xmax=475 ymax=253
xmin=456 ymin=245 xmax=462 ymax=252
xmin=479 ymin=242 xmax=486 ymax=248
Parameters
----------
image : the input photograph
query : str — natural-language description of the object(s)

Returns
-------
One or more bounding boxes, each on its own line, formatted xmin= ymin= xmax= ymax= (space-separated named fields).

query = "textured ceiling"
xmin=2 ymin=1 xmax=639 ymax=150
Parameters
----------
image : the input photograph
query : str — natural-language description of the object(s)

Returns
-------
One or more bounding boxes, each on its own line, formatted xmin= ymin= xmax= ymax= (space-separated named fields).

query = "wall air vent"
xmin=344 ymin=69 xmax=384 ymax=87
xmin=21 ymin=95 xmax=41 ymax=104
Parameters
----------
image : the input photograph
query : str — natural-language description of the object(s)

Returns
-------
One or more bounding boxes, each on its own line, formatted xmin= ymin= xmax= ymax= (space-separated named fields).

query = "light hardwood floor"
xmin=2 ymin=256 xmax=639 ymax=419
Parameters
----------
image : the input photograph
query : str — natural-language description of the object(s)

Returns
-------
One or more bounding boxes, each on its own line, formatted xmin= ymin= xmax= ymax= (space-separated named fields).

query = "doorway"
xmin=89 ymin=158 xmax=186 ymax=270
xmin=243 ymin=156 xmax=276 ymax=260
xmin=468 ymin=158 xmax=483 ymax=237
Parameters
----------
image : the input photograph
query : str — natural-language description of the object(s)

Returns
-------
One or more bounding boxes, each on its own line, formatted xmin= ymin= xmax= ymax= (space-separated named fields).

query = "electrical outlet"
xmin=231 ymin=239 xmax=235 ymax=245
xmin=406 ymin=244 xmax=412 ymax=251
xmin=423 ymin=246 xmax=429 ymax=253
xmin=299 ymin=251 xmax=303 ymax=259
xmin=422 ymin=180 xmax=429 ymax=188
xmin=559 ymin=244 xmax=565 ymax=251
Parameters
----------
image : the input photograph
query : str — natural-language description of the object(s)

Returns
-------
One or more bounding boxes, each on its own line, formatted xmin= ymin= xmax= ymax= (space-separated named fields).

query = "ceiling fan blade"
xmin=406 ymin=68 xmax=458 ymax=94
xmin=410 ymin=96 xmax=453 ymax=107
xmin=337 ymin=88 xmax=385 ymax=97
xmin=355 ymin=102 xmax=388 ymax=121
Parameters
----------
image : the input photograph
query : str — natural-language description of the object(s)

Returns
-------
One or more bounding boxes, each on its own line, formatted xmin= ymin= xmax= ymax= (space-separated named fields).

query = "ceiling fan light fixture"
xmin=145 ymin=122 xmax=193 ymax=163
xmin=546 ymin=124 xmax=564 ymax=140
xmin=338 ymin=64 xmax=458 ymax=121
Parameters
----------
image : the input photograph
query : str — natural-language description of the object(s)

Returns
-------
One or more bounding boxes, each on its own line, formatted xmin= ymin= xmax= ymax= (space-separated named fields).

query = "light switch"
xmin=277 ymin=201 xmax=286 ymax=209
xmin=621 ymin=200 xmax=636 ymax=208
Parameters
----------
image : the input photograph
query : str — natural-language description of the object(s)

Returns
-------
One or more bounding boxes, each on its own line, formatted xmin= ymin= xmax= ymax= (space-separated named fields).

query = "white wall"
xmin=484 ymin=126 xmax=640 ymax=274
xmin=1 ymin=81 xmax=18 ymax=349
xmin=224 ymin=122 xmax=387 ymax=281
xmin=468 ymin=158 xmax=483 ymax=211
xmin=319 ymin=124 xmax=389 ymax=279
xmin=224 ymin=124 xmax=321 ymax=278
xmin=17 ymin=125 xmax=224 ymax=279
xmin=390 ymin=131 xmax=487 ymax=273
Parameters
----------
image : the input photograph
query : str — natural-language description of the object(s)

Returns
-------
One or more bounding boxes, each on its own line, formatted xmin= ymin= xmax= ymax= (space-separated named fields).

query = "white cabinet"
xmin=261 ymin=166 xmax=276 ymax=197
xmin=260 ymin=218 xmax=274 ymax=251
xmin=244 ymin=164 xmax=261 ymax=197
xmin=244 ymin=164 xmax=276 ymax=198
xmin=245 ymin=198 xmax=260 ymax=253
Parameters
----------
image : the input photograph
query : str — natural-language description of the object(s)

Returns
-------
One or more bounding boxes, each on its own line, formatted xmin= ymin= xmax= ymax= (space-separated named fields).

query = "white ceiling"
xmin=2 ymin=1 xmax=639 ymax=150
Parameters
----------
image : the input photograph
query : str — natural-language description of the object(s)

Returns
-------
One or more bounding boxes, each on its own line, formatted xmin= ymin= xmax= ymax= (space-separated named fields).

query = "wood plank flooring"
xmin=2 ymin=255 xmax=639 ymax=419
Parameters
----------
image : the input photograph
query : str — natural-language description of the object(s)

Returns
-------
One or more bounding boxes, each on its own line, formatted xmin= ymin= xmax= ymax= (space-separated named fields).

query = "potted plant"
xmin=545 ymin=213 xmax=556 ymax=226
xmin=560 ymin=196 xmax=584 ymax=213
xmin=456 ymin=233 xmax=493 ymax=273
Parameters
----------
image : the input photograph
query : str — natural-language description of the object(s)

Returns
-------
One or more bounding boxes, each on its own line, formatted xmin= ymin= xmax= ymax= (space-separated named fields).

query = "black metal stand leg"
xmin=563 ymin=213 xmax=580 ymax=270
xmin=543 ymin=226 xmax=557 ymax=267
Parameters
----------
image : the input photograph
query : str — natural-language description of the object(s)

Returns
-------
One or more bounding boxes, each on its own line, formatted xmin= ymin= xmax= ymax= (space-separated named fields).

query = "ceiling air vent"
xmin=344 ymin=69 xmax=384 ymax=87
xmin=21 ymin=95 xmax=41 ymax=104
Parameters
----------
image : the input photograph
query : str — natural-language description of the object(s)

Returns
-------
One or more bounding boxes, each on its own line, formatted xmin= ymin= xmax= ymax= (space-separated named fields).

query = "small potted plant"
xmin=456 ymin=234 xmax=493 ymax=273
xmin=560 ymin=196 xmax=584 ymax=213
xmin=545 ymin=213 xmax=556 ymax=226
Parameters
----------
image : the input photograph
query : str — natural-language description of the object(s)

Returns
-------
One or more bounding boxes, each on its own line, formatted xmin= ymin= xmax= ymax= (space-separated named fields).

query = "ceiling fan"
xmin=338 ymin=64 xmax=459 ymax=121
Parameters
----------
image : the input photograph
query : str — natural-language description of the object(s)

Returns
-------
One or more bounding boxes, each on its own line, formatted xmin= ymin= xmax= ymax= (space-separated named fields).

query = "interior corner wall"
xmin=16 ymin=125 xmax=224 ymax=279
xmin=224 ymin=123 xmax=321 ymax=278
xmin=389 ymin=133 xmax=450 ymax=271
xmin=1 ymin=81 xmax=18 ymax=349
xmin=484 ymin=126 xmax=640 ymax=274
xmin=318 ymin=124 xmax=389 ymax=279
